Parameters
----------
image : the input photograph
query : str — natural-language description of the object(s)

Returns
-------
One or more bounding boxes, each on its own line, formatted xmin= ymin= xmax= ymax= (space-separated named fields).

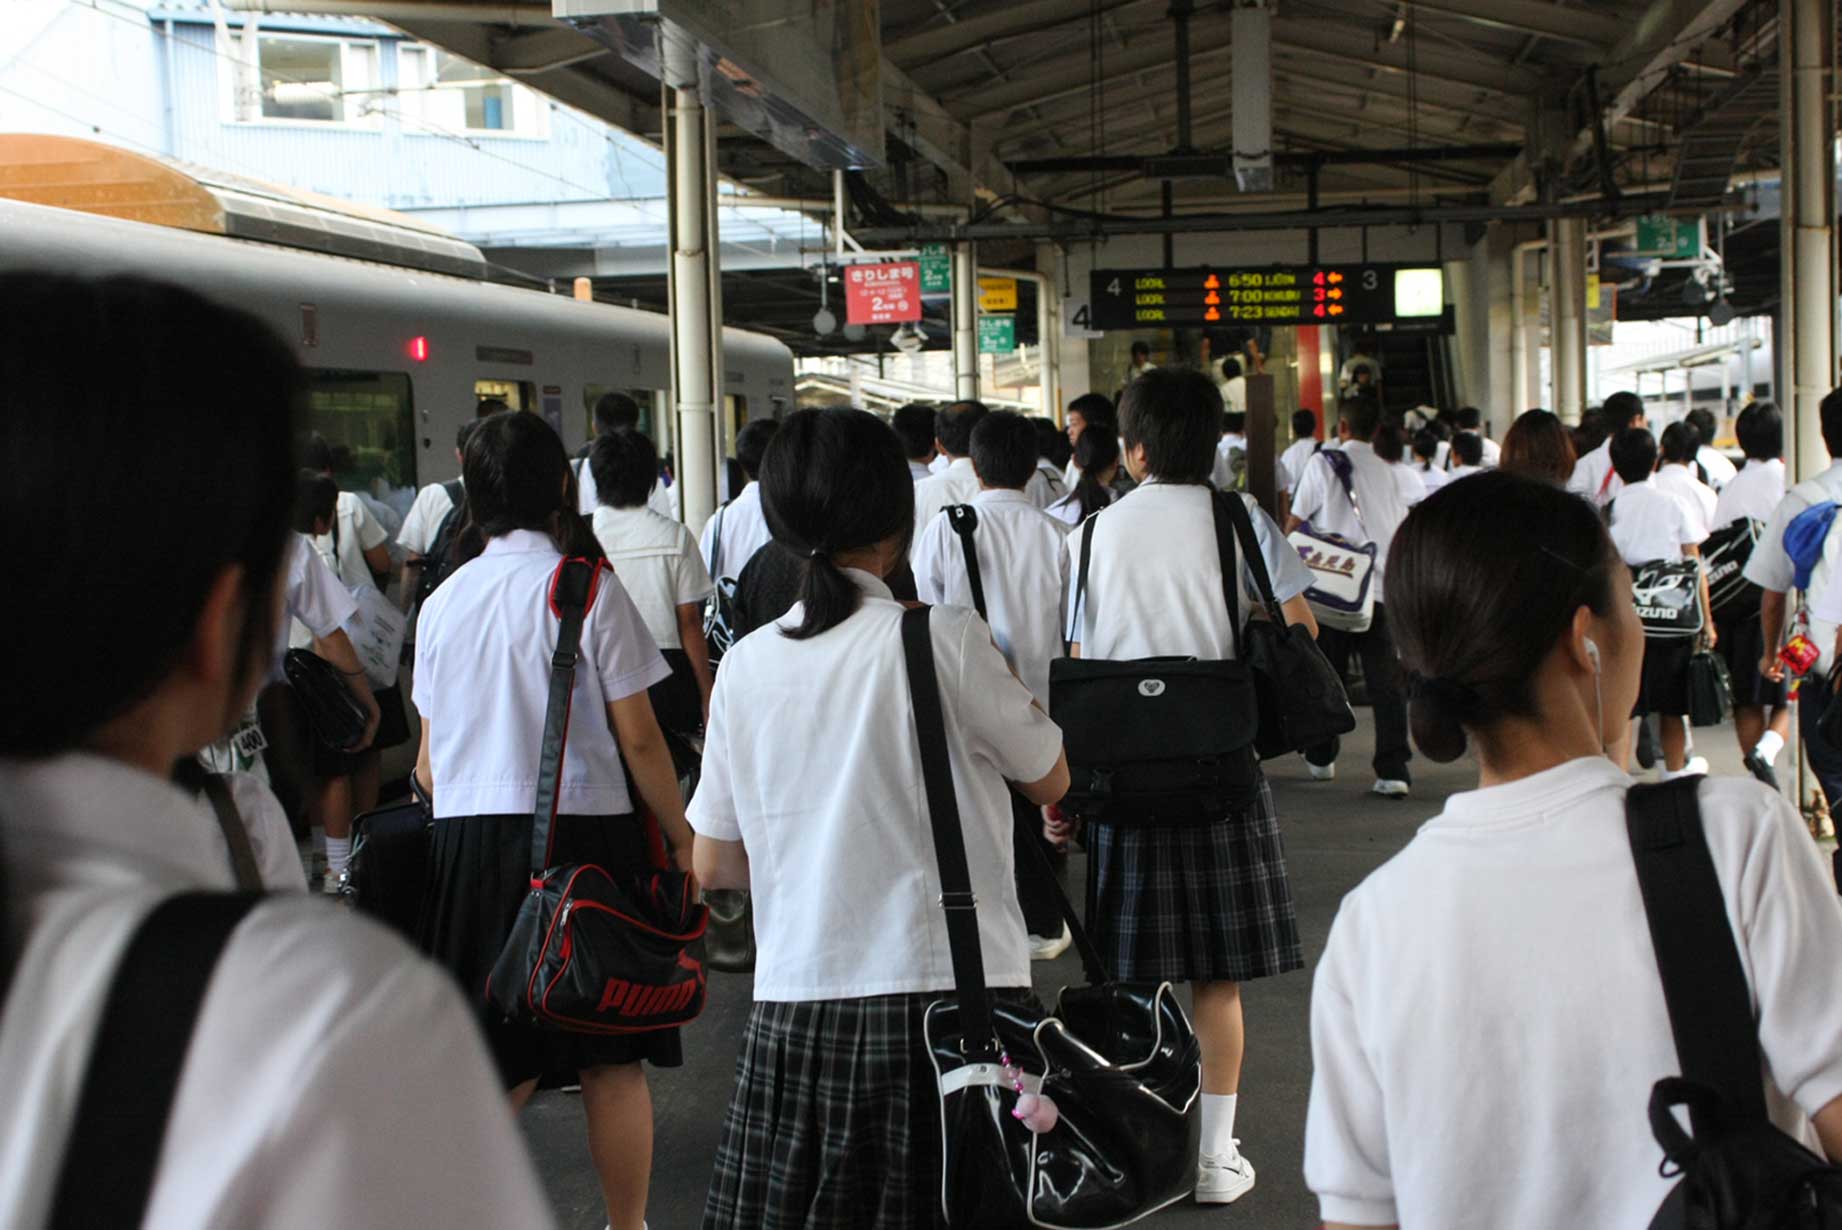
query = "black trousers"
xmin=1306 ymin=602 xmax=1413 ymax=783
xmin=1799 ymin=667 xmax=1842 ymax=811
xmin=1011 ymin=793 xmax=1066 ymax=938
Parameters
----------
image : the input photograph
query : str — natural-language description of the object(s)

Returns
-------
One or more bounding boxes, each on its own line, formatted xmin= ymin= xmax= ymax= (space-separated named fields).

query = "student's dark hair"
xmin=1071 ymin=430 xmax=1121 ymax=521
xmin=1033 ymin=415 xmax=1072 ymax=468
xmin=1821 ymin=387 xmax=1842 ymax=457
xmin=301 ymin=432 xmax=335 ymax=474
xmin=1220 ymin=356 xmax=1242 ymax=381
xmin=1603 ymin=390 xmax=1645 ymax=426
xmin=1659 ymin=420 xmax=1699 ymax=465
xmin=0 ymin=275 xmax=298 ymax=755
xmin=735 ymin=418 xmax=781 ymax=480
xmin=1412 ymin=428 xmax=1441 ymax=465
xmin=476 ymin=396 xmax=510 ymax=419
xmin=1292 ymin=408 xmax=1318 ymax=439
xmin=1609 ymin=426 xmax=1658 ymax=484
xmin=892 ymin=403 xmax=937 ymax=460
xmin=1501 ymin=408 xmax=1576 ymax=485
xmin=453 ymin=411 xmax=598 ymax=565
xmin=1455 ymin=405 xmax=1483 ymax=431
xmin=589 ymin=428 xmax=660 ymax=509
xmin=1351 ymin=363 xmax=1374 ymax=381
xmin=1388 ymin=471 xmax=1621 ymax=762
xmin=593 ymin=391 xmax=642 ymax=435
xmin=970 ymin=410 xmax=1038 ymax=489
xmin=1428 ymin=416 xmax=1453 ymax=442
xmin=1685 ymin=407 xmax=1718 ymax=449
xmin=455 ymin=420 xmax=477 ymax=453
xmin=935 ymin=400 xmax=990 ymax=457
xmin=759 ymin=408 xmax=914 ymax=641
xmin=1223 ymin=410 xmax=1246 ymax=434
xmin=294 ymin=469 xmax=338 ymax=533
xmin=1373 ymin=420 xmax=1407 ymax=463
xmin=1067 ymin=392 xmax=1117 ymax=435
xmin=1339 ymin=396 xmax=1381 ymax=441
xmin=1451 ymin=432 xmax=1483 ymax=468
xmin=1131 ymin=341 xmax=1151 ymax=360
xmin=1736 ymin=401 xmax=1783 ymax=461
xmin=1120 ymin=367 xmax=1221 ymax=483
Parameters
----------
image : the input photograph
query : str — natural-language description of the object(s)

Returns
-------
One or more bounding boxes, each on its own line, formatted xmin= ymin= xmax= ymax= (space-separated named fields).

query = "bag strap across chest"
xmin=532 ymin=556 xmax=607 ymax=872
xmin=945 ymin=505 xmax=988 ymax=622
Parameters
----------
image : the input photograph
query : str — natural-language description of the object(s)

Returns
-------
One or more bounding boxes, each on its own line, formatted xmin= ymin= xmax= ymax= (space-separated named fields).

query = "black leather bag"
xmin=1633 ymin=558 xmax=1706 ymax=639
xmin=665 ymin=726 xmax=756 ymax=974
xmin=344 ymin=796 xmax=433 ymax=940
xmin=1628 ymin=779 xmax=1842 ymax=1229
xmin=282 ymin=647 xmax=368 ymax=751
xmin=903 ymin=606 xmax=1203 ymax=1229
xmin=486 ymin=557 xmax=709 ymax=1035
xmin=1688 ymin=647 xmax=1732 ymax=729
xmin=1704 ymin=518 xmax=1764 ymax=618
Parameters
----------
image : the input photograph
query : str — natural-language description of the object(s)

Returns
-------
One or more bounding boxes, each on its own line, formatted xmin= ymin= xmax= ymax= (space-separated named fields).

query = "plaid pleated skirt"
xmin=1085 ymin=770 xmax=1303 ymax=984
xmin=702 ymin=990 xmax=1033 ymax=1230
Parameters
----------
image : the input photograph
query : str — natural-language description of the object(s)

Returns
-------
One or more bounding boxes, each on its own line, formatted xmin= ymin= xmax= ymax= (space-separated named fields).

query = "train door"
xmin=475 ymin=378 xmax=534 ymax=412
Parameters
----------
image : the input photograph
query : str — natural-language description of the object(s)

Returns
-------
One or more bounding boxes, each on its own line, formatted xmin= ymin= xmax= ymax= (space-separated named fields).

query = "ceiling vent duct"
xmin=1232 ymin=0 xmax=1274 ymax=193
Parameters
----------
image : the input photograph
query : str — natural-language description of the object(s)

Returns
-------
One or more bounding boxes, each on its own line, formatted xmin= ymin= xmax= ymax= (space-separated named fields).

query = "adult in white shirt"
xmin=1305 ymin=470 xmax=1842 ymax=1230
xmin=892 ymin=401 xmax=937 ymax=481
xmin=1687 ymin=406 xmax=1739 ymax=490
xmin=1451 ymin=406 xmax=1502 ymax=468
xmin=1607 ymin=427 xmax=1714 ymax=778
xmin=0 ymin=275 xmax=553 ymax=1230
xmin=691 ymin=407 xmax=1069 ymax=1227
xmin=1065 ymin=368 xmax=1317 ymax=1204
xmin=910 ymin=399 xmax=989 ymax=561
xmin=1749 ymin=390 xmax=1842 ymax=812
xmin=699 ymin=419 xmax=781 ymax=585
xmin=1287 ymin=398 xmax=1422 ymax=798
xmin=1568 ymin=390 xmax=1647 ymax=507
xmin=1654 ymin=421 xmax=1720 ymax=527
xmin=589 ymin=428 xmax=716 ymax=733
xmin=413 ymin=411 xmax=690 ymax=1230
xmin=1710 ymin=402 xmax=1791 ymax=788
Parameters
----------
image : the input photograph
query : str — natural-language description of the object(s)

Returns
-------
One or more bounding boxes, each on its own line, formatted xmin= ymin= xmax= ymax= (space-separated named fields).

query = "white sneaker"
xmin=1307 ymin=762 xmax=1336 ymax=781
xmin=1372 ymin=779 xmax=1410 ymax=799
xmin=1029 ymin=924 xmax=1073 ymax=961
xmin=1196 ymin=1143 xmax=1256 ymax=1204
xmin=1685 ymin=756 xmax=1710 ymax=776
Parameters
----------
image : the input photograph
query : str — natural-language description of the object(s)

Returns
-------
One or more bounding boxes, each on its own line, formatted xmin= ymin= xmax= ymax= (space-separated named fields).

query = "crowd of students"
xmin=8 ymin=272 xmax=1842 ymax=1230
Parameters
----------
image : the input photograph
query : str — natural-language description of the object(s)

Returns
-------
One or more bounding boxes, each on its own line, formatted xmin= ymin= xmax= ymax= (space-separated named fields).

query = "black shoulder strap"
xmin=1216 ymin=492 xmax=1288 ymax=628
xmin=1066 ymin=508 xmax=1098 ymax=654
xmin=48 ymin=892 xmax=262 ymax=1230
xmin=442 ymin=478 xmax=463 ymax=507
xmin=1209 ymin=492 xmax=1245 ymax=661
xmin=199 ymin=775 xmax=263 ymax=892
xmin=532 ymin=557 xmax=602 ymax=872
xmin=945 ymin=505 xmax=987 ymax=622
xmin=1626 ymin=778 xmax=1769 ymax=1129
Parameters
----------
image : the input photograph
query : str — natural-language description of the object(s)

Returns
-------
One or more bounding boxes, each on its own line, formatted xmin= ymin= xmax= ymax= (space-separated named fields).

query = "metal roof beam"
xmin=885 ymin=0 xmax=1145 ymax=67
xmin=1401 ymin=0 xmax=1626 ymax=48
xmin=1571 ymin=0 xmax=1754 ymax=158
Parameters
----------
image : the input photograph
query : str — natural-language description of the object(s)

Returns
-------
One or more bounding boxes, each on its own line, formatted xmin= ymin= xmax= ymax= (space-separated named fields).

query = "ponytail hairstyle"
xmin=1386 ymin=471 xmax=1619 ymax=762
xmin=759 ymin=408 xmax=914 ymax=640
xmin=452 ymin=410 xmax=599 ymax=566
xmin=1071 ymin=429 xmax=1120 ymax=521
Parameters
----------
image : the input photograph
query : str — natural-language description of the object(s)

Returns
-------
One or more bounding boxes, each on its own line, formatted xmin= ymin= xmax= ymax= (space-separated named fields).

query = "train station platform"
xmin=520 ymin=711 xmax=1790 ymax=1228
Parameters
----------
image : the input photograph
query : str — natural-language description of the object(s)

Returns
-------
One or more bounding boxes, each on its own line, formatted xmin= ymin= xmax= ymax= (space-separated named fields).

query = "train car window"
xmin=304 ymin=369 xmax=416 ymax=522
xmin=583 ymin=385 xmax=672 ymax=450
xmin=475 ymin=379 xmax=533 ymax=412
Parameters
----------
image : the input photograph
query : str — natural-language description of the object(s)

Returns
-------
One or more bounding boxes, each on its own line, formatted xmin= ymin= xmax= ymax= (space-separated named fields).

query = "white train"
xmin=0 ymin=196 xmax=795 ymax=524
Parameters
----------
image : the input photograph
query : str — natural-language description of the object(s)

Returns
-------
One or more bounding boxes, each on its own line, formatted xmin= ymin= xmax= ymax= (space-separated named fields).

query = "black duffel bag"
xmin=343 ymin=786 xmax=432 ymax=941
xmin=283 ymin=647 xmax=369 ymax=751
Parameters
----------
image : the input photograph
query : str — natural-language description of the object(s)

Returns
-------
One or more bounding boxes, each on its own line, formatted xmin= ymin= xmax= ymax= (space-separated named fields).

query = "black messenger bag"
xmin=1049 ymin=493 xmax=1261 ymax=825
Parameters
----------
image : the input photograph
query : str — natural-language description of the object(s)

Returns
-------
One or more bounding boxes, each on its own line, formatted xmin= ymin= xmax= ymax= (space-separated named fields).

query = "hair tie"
xmin=1413 ymin=673 xmax=1481 ymax=715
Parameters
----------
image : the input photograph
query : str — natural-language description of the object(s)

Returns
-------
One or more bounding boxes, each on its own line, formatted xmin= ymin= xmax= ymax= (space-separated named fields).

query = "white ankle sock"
xmin=1200 ymin=1092 xmax=1238 ymax=1157
xmin=1756 ymin=731 xmax=1786 ymax=764
xmin=325 ymin=836 xmax=352 ymax=878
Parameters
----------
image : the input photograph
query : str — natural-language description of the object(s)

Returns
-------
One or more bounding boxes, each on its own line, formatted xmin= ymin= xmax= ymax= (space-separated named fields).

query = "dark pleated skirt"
xmin=1633 ymin=635 xmax=1695 ymax=717
xmin=418 ymin=811 xmax=683 ymax=1088
xmin=1715 ymin=608 xmax=1789 ymax=708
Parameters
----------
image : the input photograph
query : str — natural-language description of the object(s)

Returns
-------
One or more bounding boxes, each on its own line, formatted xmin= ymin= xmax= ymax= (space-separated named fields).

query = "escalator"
xmin=1376 ymin=330 xmax=1457 ymax=416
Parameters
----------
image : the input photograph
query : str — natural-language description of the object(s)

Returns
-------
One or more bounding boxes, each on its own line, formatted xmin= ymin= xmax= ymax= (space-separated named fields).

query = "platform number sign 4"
xmin=1063 ymin=287 xmax=1105 ymax=340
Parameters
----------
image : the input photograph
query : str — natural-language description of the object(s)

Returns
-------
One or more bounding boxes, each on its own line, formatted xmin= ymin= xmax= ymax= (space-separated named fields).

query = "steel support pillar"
xmin=953 ymin=242 xmax=978 ymax=400
xmin=1786 ymin=0 xmax=1835 ymax=480
xmin=1550 ymin=217 xmax=1588 ymax=422
xmin=664 ymin=80 xmax=723 ymax=530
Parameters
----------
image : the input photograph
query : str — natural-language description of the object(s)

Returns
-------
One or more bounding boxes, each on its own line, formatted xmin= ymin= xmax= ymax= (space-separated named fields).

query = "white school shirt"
xmin=1445 ymin=463 xmax=1483 ymax=482
xmin=0 ymin=753 xmax=554 ymax=1230
xmin=1212 ymin=433 xmax=1247 ymax=491
xmin=1745 ymin=460 xmax=1842 ymax=593
xmin=1305 ymin=760 xmax=1842 ymax=1230
xmin=201 ymin=771 xmax=310 ymax=891
xmin=1655 ymin=462 xmax=1719 ymax=528
xmin=1609 ymin=478 xmax=1707 ymax=566
xmin=911 ymin=457 xmax=983 ymax=560
xmin=396 ymin=479 xmax=458 ymax=557
xmin=698 ymin=480 xmax=773 ymax=584
xmin=1219 ymin=375 xmax=1247 ymax=413
xmin=1714 ymin=458 xmax=1786 ymax=528
xmin=1289 ymin=440 xmax=1419 ymax=577
xmin=413 ymin=529 xmax=671 ymax=818
xmin=1568 ymin=436 xmax=1622 ymax=507
xmin=688 ymin=569 xmax=1062 ymax=1002
xmin=1414 ymin=464 xmax=1449 ymax=496
xmin=928 ymin=452 xmax=951 ymax=475
xmin=1454 ymin=430 xmax=1501 ymax=468
xmin=1027 ymin=458 xmax=1067 ymax=509
xmin=311 ymin=490 xmax=389 ymax=591
xmin=1065 ymin=481 xmax=1313 ymax=661
xmin=912 ymin=488 xmax=1071 ymax=707
xmin=1699 ymin=443 xmax=1739 ymax=491
xmin=284 ymin=532 xmax=359 ymax=657
xmin=575 ymin=456 xmax=676 ymax=521
xmin=591 ymin=504 xmax=714 ymax=651
xmin=1278 ymin=437 xmax=1319 ymax=493
xmin=1046 ymin=485 xmax=1114 ymax=528
xmin=909 ymin=459 xmax=933 ymax=482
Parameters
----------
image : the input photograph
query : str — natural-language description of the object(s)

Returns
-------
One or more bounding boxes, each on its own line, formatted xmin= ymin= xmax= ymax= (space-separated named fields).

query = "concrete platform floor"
xmin=525 ymin=712 xmax=1785 ymax=1229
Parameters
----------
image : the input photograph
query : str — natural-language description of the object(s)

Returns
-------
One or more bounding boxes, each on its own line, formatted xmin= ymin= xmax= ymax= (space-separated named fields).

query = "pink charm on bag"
xmin=1000 ymin=1051 xmax=1061 ymax=1134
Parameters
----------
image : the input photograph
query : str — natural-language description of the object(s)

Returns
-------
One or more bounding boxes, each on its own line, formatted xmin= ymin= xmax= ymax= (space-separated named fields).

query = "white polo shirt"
xmin=413 ymin=529 xmax=671 ymax=818
xmin=1027 ymin=458 xmax=1067 ymax=509
xmin=1213 ymin=433 xmax=1247 ymax=491
xmin=1568 ymin=437 xmax=1622 ymax=507
xmin=1305 ymin=760 xmax=1842 ymax=1230
xmin=1414 ymin=464 xmax=1449 ymax=497
xmin=1609 ymin=478 xmax=1707 ymax=566
xmin=1046 ymin=485 xmax=1114 ymax=528
xmin=688 ymin=570 xmax=1062 ymax=1002
xmin=591 ymin=504 xmax=713 ymax=651
xmin=1279 ymin=437 xmax=1320 ymax=493
xmin=1745 ymin=461 xmax=1842 ymax=593
xmin=1289 ymin=440 xmax=1419 ymax=577
xmin=1065 ymin=481 xmax=1313 ymax=661
xmin=1714 ymin=458 xmax=1786 ymax=528
xmin=0 ymin=753 xmax=554 ymax=1230
xmin=928 ymin=452 xmax=951 ymax=476
xmin=284 ymin=532 xmax=358 ymax=657
xmin=698 ymin=481 xmax=773 ymax=583
xmin=397 ymin=479 xmax=458 ymax=557
xmin=575 ymin=456 xmax=677 ymax=521
xmin=1699 ymin=444 xmax=1739 ymax=491
xmin=912 ymin=488 xmax=1070 ymax=707
xmin=1655 ymin=462 xmax=1719 ymax=527
xmin=911 ymin=458 xmax=983 ymax=559
xmin=312 ymin=490 xmax=389 ymax=591
xmin=909 ymin=459 xmax=933 ymax=482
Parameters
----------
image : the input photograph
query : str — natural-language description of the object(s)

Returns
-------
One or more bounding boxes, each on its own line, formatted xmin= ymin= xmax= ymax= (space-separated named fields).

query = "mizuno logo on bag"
xmin=597 ymin=977 xmax=699 ymax=1017
xmin=1138 ymin=679 xmax=1167 ymax=697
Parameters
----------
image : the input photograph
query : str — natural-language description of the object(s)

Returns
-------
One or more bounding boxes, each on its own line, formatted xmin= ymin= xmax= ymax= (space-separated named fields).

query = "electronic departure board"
xmin=1089 ymin=264 xmax=1445 ymax=330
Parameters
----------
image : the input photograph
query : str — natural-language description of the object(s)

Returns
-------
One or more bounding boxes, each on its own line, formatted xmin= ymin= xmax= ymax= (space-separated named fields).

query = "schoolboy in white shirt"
xmin=911 ymin=400 xmax=989 ymax=560
xmin=1445 ymin=431 xmax=1486 ymax=481
xmin=1568 ymin=390 xmax=1647 ymax=507
xmin=1654 ymin=421 xmax=1719 ymax=527
xmin=892 ymin=402 xmax=937 ymax=482
xmin=699 ymin=418 xmax=781 ymax=585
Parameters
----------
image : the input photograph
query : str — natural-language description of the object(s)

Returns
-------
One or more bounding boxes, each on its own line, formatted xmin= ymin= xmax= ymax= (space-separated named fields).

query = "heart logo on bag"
xmin=1138 ymin=679 xmax=1167 ymax=697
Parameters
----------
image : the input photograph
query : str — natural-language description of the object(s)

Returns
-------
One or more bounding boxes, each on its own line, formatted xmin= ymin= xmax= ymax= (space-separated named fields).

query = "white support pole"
xmin=1551 ymin=217 xmax=1588 ymax=423
xmin=665 ymin=79 xmax=722 ymax=531
xmin=1789 ymin=0 xmax=1834 ymax=481
xmin=953 ymin=242 xmax=978 ymax=400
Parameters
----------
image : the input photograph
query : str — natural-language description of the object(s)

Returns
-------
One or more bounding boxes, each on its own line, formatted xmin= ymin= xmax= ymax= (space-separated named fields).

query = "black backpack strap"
xmin=48 ymin=892 xmax=263 ymax=1230
xmin=1626 ymin=777 xmax=1769 ymax=1130
xmin=1066 ymin=509 xmax=1098 ymax=654
xmin=532 ymin=557 xmax=603 ymax=872
xmin=199 ymin=775 xmax=263 ymax=892
xmin=945 ymin=505 xmax=987 ymax=622
xmin=1207 ymin=492 xmax=1246 ymax=661
xmin=708 ymin=499 xmax=728 ymax=578
xmin=901 ymin=605 xmax=995 ymax=1055
xmin=1216 ymin=492 xmax=1288 ymax=626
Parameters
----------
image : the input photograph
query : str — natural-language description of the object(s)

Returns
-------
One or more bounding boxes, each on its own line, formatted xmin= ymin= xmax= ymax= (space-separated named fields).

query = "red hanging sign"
xmin=842 ymin=261 xmax=923 ymax=325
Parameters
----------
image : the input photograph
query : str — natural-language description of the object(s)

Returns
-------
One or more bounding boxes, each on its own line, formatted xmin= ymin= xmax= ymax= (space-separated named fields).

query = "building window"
xmin=398 ymin=45 xmax=546 ymax=137
xmin=241 ymin=34 xmax=378 ymax=124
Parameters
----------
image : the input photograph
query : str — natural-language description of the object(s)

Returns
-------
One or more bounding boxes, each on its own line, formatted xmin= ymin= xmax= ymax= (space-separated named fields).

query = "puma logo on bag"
xmin=597 ymin=976 xmax=700 ymax=1017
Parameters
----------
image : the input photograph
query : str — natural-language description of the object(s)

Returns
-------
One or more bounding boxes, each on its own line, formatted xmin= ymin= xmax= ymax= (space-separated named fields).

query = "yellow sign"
xmin=1587 ymin=274 xmax=1601 ymax=311
xmin=978 ymin=276 xmax=1018 ymax=312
